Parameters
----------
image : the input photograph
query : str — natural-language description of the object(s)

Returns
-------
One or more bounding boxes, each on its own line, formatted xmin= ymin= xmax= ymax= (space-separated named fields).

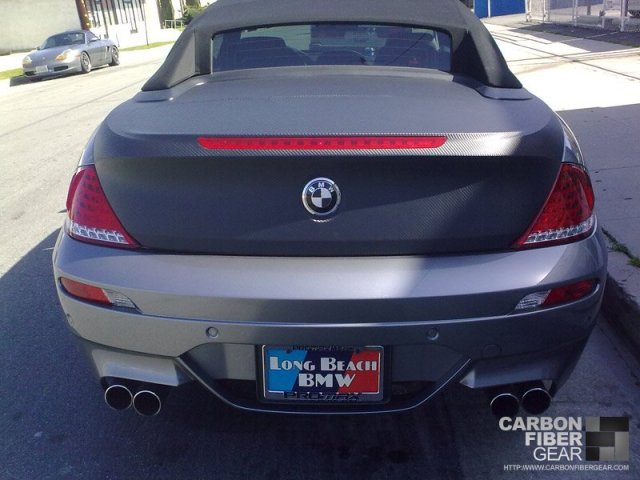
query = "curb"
xmin=601 ymin=249 xmax=640 ymax=354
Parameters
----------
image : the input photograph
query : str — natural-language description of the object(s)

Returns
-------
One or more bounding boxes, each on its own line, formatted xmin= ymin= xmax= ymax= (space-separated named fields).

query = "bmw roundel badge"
xmin=302 ymin=177 xmax=341 ymax=216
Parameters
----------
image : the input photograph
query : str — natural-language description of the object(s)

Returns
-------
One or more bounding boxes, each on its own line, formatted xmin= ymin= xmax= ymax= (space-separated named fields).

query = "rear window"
xmin=212 ymin=23 xmax=451 ymax=72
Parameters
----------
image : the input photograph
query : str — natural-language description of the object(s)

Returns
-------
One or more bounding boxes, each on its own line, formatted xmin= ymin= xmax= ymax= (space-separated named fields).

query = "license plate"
xmin=35 ymin=65 xmax=48 ymax=74
xmin=261 ymin=345 xmax=383 ymax=402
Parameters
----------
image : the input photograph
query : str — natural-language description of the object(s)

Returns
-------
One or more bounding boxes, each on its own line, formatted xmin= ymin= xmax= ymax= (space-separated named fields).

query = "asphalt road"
xmin=1 ymin=44 xmax=639 ymax=480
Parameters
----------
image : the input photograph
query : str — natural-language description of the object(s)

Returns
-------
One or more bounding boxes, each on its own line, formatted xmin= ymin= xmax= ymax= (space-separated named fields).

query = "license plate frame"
xmin=35 ymin=65 xmax=48 ymax=74
xmin=260 ymin=345 xmax=384 ymax=403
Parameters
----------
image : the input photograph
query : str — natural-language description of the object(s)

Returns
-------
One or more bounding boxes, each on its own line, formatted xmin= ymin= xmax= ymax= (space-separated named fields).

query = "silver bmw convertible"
xmin=23 ymin=30 xmax=119 ymax=80
xmin=53 ymin=0 xmax=607 ymax=417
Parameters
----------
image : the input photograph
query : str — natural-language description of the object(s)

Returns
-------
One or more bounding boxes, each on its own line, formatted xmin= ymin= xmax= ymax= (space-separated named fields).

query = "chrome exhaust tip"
xmin=104 ymin=384 xmax=133 ymax=411
xmin=489 ymin=390 xmax=520 ymax=418
xmin=132 ymin=389 xmax=162 ymax=416
xmin=521 ymin=382 xmax=552 ymax=415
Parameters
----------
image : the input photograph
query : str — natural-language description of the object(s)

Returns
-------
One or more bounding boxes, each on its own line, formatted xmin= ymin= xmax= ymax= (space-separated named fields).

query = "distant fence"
xmin=526 ymin=0 xmax=640 ymax=31
xmin=163 ymin=19 xmax=184 ymax=29
xmin=474 ymin=0 xmax=526 ymax=18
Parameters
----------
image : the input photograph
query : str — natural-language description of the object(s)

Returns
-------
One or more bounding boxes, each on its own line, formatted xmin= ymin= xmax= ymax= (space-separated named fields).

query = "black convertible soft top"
xmin=143 ymin=0 xmax=520 ymax=91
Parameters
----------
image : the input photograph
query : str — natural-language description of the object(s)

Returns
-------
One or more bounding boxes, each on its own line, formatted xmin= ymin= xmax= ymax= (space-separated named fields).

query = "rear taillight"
xmin=514 ymin=163 xmax=595 ymax=248
xmin=66 ymin=165 xmax=139 ymax=248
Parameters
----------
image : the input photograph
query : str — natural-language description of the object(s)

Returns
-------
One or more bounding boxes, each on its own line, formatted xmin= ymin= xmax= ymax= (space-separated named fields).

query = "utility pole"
xmin=142 ymin=0 xmax=150 ymax=46
xmin=100 ymin=0 xmax=110 ymax=39
xmin=75 ymin=0 xmax=92 ymax=30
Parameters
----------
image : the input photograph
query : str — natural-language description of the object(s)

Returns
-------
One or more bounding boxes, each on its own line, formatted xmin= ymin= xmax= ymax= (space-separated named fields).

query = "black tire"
xmin=80 ymin=52 xmax=92 ymax=73
xmin=109 ymin=46 xmax=120 ymax=66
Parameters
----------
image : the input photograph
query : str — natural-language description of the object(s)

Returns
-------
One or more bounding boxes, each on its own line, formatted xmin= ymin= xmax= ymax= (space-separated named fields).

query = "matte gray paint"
xmin=54 ymin=226 xmax=606 ymax=405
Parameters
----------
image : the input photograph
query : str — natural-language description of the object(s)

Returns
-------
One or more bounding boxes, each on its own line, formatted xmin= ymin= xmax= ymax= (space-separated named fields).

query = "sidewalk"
xmin=485 ymin=13 xmax=640 ymax=47
xmin=484 ymin=15 xmax=640 ymax=351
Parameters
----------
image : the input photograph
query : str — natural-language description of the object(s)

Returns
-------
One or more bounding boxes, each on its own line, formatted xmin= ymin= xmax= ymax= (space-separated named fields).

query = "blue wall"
xmin=474 ymin=0 xmax=525 ymax=18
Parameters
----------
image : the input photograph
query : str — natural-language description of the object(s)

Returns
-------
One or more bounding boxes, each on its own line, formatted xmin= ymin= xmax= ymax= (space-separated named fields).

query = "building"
xmin=0 ymin=0 xmax=183 ymax=54
xmin=0 ymin=0 xmax=517 ymax=55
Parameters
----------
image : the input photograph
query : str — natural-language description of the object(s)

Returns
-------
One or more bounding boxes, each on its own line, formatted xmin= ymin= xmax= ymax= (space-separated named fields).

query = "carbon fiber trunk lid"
xmin=94 ymin=70 xmax=564 ymax=256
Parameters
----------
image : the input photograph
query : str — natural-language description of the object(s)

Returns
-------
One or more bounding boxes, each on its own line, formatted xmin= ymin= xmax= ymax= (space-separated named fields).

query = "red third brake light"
xmin=66 ymin=165 xmax=139 ymax=248
xmin=514 ymin=163 xmax=595 ymax=248
xmin=197 ymin=135 xmax=447 ymax=150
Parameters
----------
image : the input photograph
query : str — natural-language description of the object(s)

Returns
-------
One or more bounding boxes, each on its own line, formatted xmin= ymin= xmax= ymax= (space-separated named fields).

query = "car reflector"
xmin=197 ymin=135 xmax=447 ymax=150
xmin=514 ymin=163 xmax=595 ymax=248
xmin=66 ymin=166 xmax=139 ymax=248
xmin=542 ymin=279 xmax=597 ymax=307
xmin=60 ymin=277 xmax=138 ymax=309
xmin=514 ymin=279 xmax=597 ymax=311
xmin=60 ymin=278 xmax=111 ymax=305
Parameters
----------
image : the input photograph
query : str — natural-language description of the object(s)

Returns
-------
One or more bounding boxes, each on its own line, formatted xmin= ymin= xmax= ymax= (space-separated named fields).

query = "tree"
xmin=182 ymin=4 xmax=206 ymax=24
xmin=156 ymin=0 xmax=175 ymax=22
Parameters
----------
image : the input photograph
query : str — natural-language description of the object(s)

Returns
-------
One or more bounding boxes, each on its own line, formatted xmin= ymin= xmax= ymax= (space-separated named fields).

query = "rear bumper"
xmin=53 ymin=228 xmax=607 ymax=412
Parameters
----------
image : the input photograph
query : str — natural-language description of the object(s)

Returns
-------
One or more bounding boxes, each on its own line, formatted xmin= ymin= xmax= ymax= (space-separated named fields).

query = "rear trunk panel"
xmin=94 ymin=70 xmax=564 ymax=256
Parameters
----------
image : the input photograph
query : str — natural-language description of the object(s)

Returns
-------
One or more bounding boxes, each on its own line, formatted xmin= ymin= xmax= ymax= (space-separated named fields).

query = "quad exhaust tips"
xmin=520 ymin=381 xmax=552 ymax=415
xmin=132 ymin=389 xmax=163 ymax=416
xmin=489 ymin=389 xmax=520 ymax=418
xmin=489 ymin=381 xmax=552 ymax=417
xmin=104 ymin=382 xmax=133 ymax=411
xmin=102 ymin=378 xmax=168 ymax=416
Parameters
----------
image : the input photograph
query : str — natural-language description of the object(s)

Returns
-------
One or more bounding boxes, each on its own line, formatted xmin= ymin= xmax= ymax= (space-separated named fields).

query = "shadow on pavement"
xmin=513 ymin=23 xmax=640 ymax=49
xmin=0 ymin=229 xmax=637 ymax=478
xmin=0 ymin=231 xmax=525 ymax=479
xmin=9 ymin=75 xmax=33 ymax=87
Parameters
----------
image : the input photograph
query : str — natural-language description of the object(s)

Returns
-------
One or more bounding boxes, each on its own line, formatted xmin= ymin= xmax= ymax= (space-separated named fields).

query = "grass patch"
xmin=121 ymin=41 xmax=175 ymax=52
xmin=0 ymin=68 xmax=24 ymax=80
xmin=603 ymin=229 xmax=640 ymax=268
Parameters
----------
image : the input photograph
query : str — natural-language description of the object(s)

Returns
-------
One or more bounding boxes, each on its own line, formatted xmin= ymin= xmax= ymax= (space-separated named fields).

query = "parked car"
xmin=22 ymin=30 xmax=119 ymax=80
xmin=53 ymin=0 xmax=607 ymax=417
xmin=629 ymin=0 xmax=640 ymax=18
